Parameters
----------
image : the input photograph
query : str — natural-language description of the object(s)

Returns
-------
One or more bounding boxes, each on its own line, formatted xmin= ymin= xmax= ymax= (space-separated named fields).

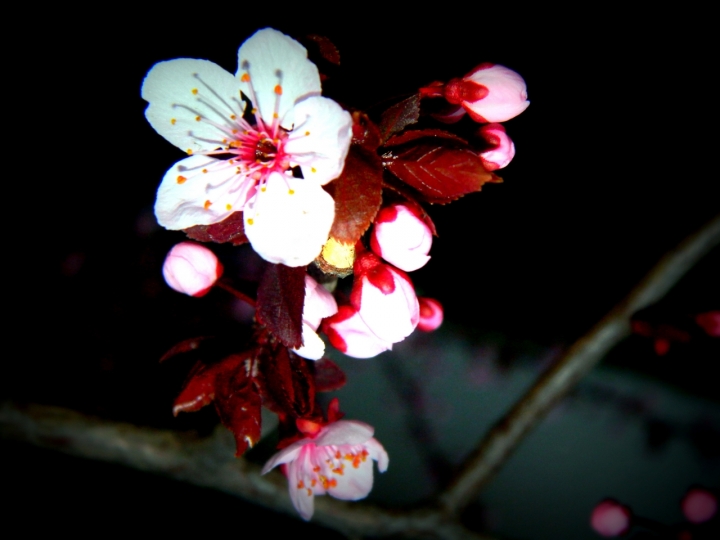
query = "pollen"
xmin=288 ymin=189 xmax=295 ymax=195
xmin=305 ymin=131 xmax=310 ymax=136
xmin=186 ymin=149 xmax=193 ymax=155
xmin=313 ymin=466 xmax=320 ymax=473
xmin=202 ymin=169 xmax=208 ymax=173
xmin=261 ymin=187 xmax=266 ymax=192
xmin=204 ymin=200 xmax=212 ymax=209
xmin=230 ymin=114 xmax=236 ymax=120
xmin=251 ymin=108 xmax=257 ymax=114
xmin=232 ymin=129 xmax=238 ymax=134
xmin=195 ymin=116 xmax=201 ymax=121
xmin=297 ymin=480 xmax=304 ymax=489
xmin=335 ymin=450 xmax=341 ymax=459
xmin=241 ymin=73 xmax=250 ymax=82
xmin=273 ymin=112 xmax=279 ymax=119
xmin=226 ymin=204 xmax=232 ymax=211
xmin=191 ymin=88 xmax=198 ymax=95
xmin=274 ymin=84 xmax=283 ymax=95
xmin=247 ymin=218 xmax=254 ymax=225
xmin=306 ymin=488 xmax=312 ymax=497
xmin=171 ymin=118 xmax=177 ymax=125
xmin=311 ymin=167 xmax=317 ymax=173
xmin=176 ymin=175 xmax=187 ymax=184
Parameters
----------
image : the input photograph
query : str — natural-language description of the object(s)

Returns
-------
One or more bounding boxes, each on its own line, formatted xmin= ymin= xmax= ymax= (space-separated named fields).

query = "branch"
xmin=439 ymin=215 xmax=720 ymax=513
xmin=0 ymin=401 xmax=495 ymax=540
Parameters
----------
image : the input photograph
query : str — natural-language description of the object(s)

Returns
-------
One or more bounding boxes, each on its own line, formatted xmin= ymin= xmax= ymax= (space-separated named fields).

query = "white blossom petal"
xmin=261 ymin=443 xmax=303 ymax=474
xmin=303 ymin=275 xmax=338 ymax=330
xmin=314 ymin=420 xmax=374 ymax=447
xmin=293 ymin=323 xmax=326 ymax=360
xmin=154 ymin=155 xmax=253 ymax=230
xmin=237 ymin=28 xmax=320 ymax=127
xmin=327 ymin=453 xmax=375 ymax=500
xmin=284 ymin=96 xmax=353 ymax=185
xmin=243 ymin=173 xmax=334 ymax=267
xmin=364 ymin=438 xmax=389 ymax=472
xmin=287 ymin=452 xmax=316 ymax=520
xmin=142 ymin=59 xmax=245 ymax=154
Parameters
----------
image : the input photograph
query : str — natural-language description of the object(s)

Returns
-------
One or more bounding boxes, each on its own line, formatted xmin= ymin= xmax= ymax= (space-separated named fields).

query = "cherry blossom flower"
xmin=370 ymin=204 xmax=432 ymax=272
xmin=142 ymin=28 xmax=353 ymax=267
xmin=162 ymin=242 xmax=223 ymax=297
xmin=293 ymin=275 xmax=338 ymax=360
xmin=478 ymin=123 xmax=516 ymax=171
xmin=323 ymin=305 xmax=393 ymax=358
xmin=261 ymin=418 xmax=389 ymax=520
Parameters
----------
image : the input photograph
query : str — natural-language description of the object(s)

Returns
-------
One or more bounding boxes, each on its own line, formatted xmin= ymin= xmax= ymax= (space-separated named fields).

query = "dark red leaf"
xmin=214 ymin=354 xmax=262 ymax=456
xmin=172 ymin=354 xmax=245 ymax=415
xmin=311 ymin=357 xmax=346 ymax=392
xmin=384 ymin=128 xmax=468 ymax=148
xmin=184 ymin=211 xmax=248 ymax=246
xmin=379 ymin=94 xmax=421 ymax=144
xmin=324 ymin=120 xmax=384 ymax=244
xmin=306 ymin=34 xmax=341 ymax=65
xmin=258 ymin=346 xmax=315 ymax=418
xmin=384 ymin=141 xmax=495 ymax=203
xmin=159 ymin=336 xmax=211 ymax=363
xmin=256 ymin=264 xmax=305 ymax=349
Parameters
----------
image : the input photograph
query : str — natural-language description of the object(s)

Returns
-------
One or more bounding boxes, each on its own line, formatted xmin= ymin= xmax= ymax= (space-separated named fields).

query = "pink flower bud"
xmin=293 ymin=275 xmax=338 ymax=360
xmin=370 ymin=205 xmax=432 ymax=272
xmin=324 ymin=305 xmax=393 ymax=359
xmin=162 ymin=242 xmax=223 ymax=297
xmin=351 ymin=252 xmax=420 ymax=344
xmin=445 ymin=63 xmax=529 ymax=123
xmin=590 ymin=500 xmax=631 ymax=537
xmin=681 ymin=488 xmax=717 ymax=524
xmin=478 ymin=123 xmax=516 ymax=171
xmin=417 ymin=297 xmax=443 ymax=332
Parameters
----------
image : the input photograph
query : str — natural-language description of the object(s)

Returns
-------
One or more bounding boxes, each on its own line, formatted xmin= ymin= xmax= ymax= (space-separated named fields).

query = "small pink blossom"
xmin=351 ymin=251 xmax=420 ymax=345
xmin=323 ymin=305 xmax=393 ymax=358
xmin=478 ymin=123 xmax=516 ymax=171
xmin=370 ymin=204 xmax=432 ymax=272
xmin=162 ymin=242 xmax=223 ymax=297
xmin=293 ymin=275 xmax=338 ymax=360
xmin=681 ymin=488 xmax=717 ymax=524
xmin=443 ymin=63 xmax=529 ymax=123
xmin=261 ymin=419 xmax=389 ymax=520
xmin=590 ymin=499 xmax=631 ymax=537
xmin=417 ymin=297 xmax=444 ymax=332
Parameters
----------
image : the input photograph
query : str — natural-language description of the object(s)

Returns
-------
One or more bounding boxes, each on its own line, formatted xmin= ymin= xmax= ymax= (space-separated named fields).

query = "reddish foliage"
xmin=384 ymin=128 xmax=468 ymax=148
xmin=306 ymin=34 xmax=341 ymax=65
xmin=258 ymin=346 xmax=315 ymax=418
xmin=184 ymin=212 xmax=248 ymax=246
xmin=173 ymin=352 xmax=262 ymax=456
xmin=378 ymin=94 xmax=421 ymax=144
xmin=256 ymin=264 xmax=306 ymax=349
xmin=159 ymin=336 xmax=210 ymax=363
xmin=312 ymin=357 xmax=347 ymax=392
xmin=214 ymin=355 xmax=262 ymax=456
xmin=384 ymin=140 xmax=496 ymax=203
xmin=324 ymin=115 xmax=384 ymax=244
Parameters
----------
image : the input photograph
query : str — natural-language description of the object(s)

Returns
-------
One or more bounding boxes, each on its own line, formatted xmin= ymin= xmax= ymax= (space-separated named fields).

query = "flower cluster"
xmin=147 ymin=27 xmax=527 ymax=521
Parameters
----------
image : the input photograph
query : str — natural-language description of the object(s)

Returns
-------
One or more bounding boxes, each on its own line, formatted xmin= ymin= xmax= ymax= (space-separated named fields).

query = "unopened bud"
xmin=417 ymin=298 xmax=444 ymax=332
xmin=590 ymin=499 xmax=631 ymax=537
xmin=162 ymin=242 xmax=223 ymax=297
xmin=681 ymin=488 xmax=717 ymax=524
xmin=370 ymin=204 xmax=432 ymax=272
xmin=478 ymin=123 xmax=516 ymax=171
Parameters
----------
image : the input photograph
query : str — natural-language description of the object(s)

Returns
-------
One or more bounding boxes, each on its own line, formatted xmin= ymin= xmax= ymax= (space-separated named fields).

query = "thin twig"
xmin=0 ymin=401 xmax=495 ymax=540
xmin=439 ymin=215 xmax=720 ymax=514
